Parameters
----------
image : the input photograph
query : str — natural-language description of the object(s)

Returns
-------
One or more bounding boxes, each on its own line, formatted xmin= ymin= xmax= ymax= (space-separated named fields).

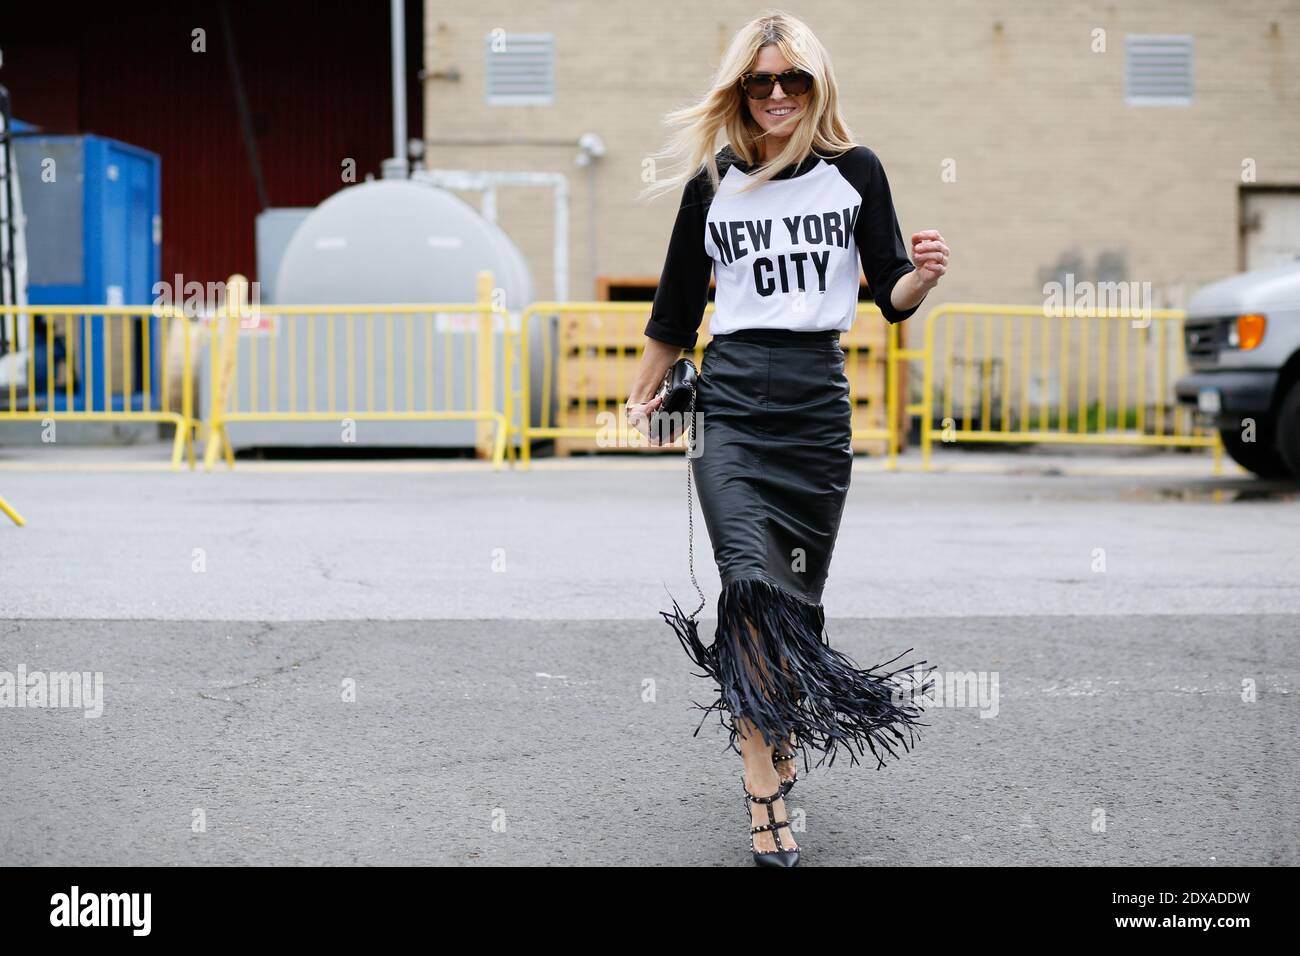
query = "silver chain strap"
xmin=683 ymin=370 xmax=706 ymax=622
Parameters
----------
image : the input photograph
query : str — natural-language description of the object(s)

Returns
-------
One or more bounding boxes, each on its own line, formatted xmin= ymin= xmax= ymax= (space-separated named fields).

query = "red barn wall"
xmin=1 ymin=0 xmax=423 ymax=287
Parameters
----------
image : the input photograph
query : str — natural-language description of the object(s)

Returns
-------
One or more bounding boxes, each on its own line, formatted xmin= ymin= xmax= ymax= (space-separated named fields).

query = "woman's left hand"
xmin=625 ymin=394 xmax=665 ymax=444
xmin=911 ymin=230 xmax=949 ymax=286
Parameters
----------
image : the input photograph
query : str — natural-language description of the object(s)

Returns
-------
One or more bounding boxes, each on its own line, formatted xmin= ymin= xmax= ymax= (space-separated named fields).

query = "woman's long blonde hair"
xmin=639 ymin=10 xmax=857 ymax=202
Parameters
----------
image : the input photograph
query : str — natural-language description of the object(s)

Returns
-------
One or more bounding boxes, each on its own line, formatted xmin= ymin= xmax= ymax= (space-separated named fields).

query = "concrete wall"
xmin=422 ymin=0 xmax=1300 ymax=309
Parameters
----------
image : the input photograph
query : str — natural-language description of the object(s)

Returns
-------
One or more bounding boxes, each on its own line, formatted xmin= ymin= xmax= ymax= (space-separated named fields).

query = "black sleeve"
xmin=643 ymin=172 xmax=713 ymax=349
xmin=854 ymin=148 xmax=922 ymax=324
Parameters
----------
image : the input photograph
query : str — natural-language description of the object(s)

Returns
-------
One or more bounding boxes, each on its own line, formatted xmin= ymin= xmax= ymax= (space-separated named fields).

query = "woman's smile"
xmin=744 ymin=44 xmax=812 ymax=151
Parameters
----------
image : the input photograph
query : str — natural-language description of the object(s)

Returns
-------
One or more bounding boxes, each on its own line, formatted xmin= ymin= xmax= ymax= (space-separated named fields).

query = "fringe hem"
xmin=659 ymin=576 xmax=935 ymax=770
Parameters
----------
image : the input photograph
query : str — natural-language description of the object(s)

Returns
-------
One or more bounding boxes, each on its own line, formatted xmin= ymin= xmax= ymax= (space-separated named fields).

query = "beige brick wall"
xmin=422 ymin=0 xmax=1300 ymax=311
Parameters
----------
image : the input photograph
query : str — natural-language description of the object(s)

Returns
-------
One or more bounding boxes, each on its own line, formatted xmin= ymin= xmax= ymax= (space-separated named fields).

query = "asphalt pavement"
xmin=1 ymin=443 xmax=1296 ymax=865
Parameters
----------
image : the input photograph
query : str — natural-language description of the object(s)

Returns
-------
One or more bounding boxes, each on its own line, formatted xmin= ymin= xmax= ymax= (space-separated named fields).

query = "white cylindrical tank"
xmin=211 ymin=179 xmax=550 ymax=450
xmin=276 ymin=179 xmax=533 ymax=308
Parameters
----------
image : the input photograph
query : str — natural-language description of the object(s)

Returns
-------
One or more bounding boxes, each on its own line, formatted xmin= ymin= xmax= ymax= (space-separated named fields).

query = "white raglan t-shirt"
xmin=644 ymin=144 xmax=921 ymax=350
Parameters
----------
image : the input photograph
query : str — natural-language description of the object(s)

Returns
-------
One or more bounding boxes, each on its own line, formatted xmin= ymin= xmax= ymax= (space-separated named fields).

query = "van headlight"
xmin=1229 ymin=313 xmax=1266 ymax=350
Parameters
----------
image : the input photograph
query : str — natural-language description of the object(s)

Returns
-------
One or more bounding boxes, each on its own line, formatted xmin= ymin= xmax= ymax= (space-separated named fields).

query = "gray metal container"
xmin=204 ymin=179 xmax=550 ymax=451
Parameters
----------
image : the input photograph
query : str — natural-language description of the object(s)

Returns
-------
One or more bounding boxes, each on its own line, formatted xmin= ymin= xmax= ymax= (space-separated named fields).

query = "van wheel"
xmin=1274 ymin=381 xmax=1300 ymax=479
xmin=1218 ymin=419 xmax=1292 ymax=479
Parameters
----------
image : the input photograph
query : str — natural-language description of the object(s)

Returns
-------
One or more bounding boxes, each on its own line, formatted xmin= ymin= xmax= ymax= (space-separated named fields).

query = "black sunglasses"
xmin=740 ymin=69 xmax=813 ymax=100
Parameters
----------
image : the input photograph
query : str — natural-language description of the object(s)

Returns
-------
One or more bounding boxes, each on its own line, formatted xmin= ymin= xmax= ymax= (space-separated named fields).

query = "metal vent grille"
xmin=485 ymin=33 xmax=555 ymax=106
xmin=1125 ymin=34 xmax=1194 ymax=105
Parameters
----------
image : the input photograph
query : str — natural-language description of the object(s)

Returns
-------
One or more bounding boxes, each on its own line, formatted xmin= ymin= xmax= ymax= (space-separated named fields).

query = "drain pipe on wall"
xmin=414 ymin=137 xmax=608 ymax=301
xmin=414 ymin=169 xmax=570 ymax=302
xmin=575 ymin=133 xmax=606 ymax=298
xmin=382 ymin=0 xmax=409 ymax=180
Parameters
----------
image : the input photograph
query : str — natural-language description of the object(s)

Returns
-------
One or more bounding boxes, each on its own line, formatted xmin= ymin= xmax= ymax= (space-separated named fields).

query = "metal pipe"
xmin=0 ymin=85 xmax=16 ymax=335
xmin=413 ymin=169 xmax=571 ymax=300
xmin=386 ymin=0 xmax=409 ymax=178
xmin=218 ymin=1 xmax=271 ymax=209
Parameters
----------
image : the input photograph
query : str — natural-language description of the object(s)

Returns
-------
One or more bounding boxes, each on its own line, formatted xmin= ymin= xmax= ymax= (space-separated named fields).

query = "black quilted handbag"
xmin=650 ymin=356 xmax=698 ymax=445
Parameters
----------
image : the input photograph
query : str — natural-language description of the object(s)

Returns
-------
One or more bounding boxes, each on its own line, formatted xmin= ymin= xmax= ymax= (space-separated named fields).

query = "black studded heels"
xmin=743 ymin=775 xmax=800 ymax=867
xmin=772 ymin=737 xmax=799 ymax=795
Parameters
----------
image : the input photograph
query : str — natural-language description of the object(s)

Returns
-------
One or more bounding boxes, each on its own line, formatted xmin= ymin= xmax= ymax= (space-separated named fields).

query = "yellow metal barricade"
xmin=0 ymin=492 xmax=24 ymax=526
xmin=511 ymin=302 xmax=711 ymax=466
xmin=840 ymin=304 xmax=905 ymax=458
xmin=2 ymin=295 xmax=1229 ymax=478
xmin=0 ymin=304 xmax=197 ymax=469
xmin=203 ymin=274 xmax=508 ymax=469
xmin=912 ymin=304 xmax=1222 ymax=471
xmin=510 ymin=301 xmax=907 ymax=467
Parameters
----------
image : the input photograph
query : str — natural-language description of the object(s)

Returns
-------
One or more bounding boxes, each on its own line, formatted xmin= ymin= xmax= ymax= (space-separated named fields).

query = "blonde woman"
xmin=626 ymin=11 xmax=946 ymax=866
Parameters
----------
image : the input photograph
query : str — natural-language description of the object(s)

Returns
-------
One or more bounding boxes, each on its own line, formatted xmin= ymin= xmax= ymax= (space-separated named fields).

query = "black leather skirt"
xmin=659 ymin=327 xmax=933 ymax=770
xmin=693 ymin=327 xmax=852 ymax=605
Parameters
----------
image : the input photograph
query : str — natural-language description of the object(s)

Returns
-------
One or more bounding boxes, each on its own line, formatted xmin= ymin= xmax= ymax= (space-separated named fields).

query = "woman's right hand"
xmin=625 ymin=393 xmax=665 ymax=444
